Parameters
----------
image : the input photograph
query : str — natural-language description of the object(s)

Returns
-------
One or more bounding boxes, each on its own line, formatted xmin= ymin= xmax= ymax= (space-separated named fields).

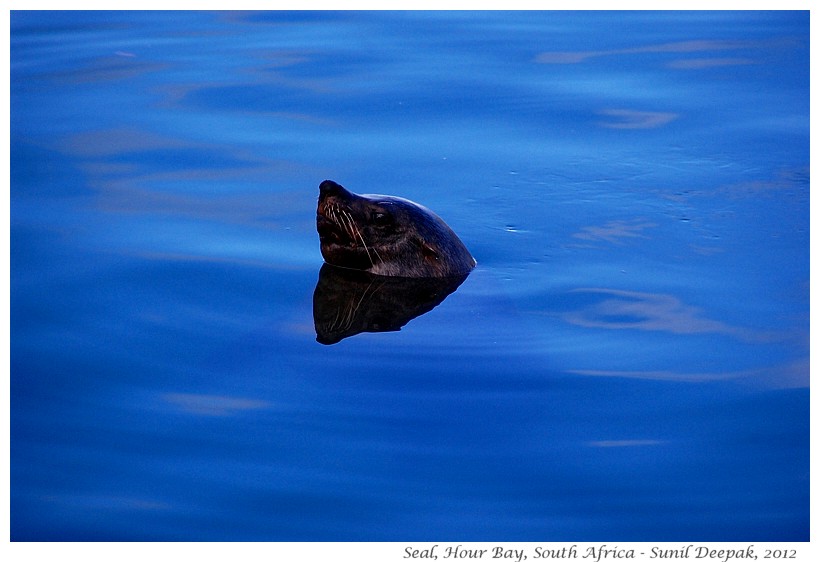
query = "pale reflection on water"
xmin=11 ymin=10 xmax=808 ymax=541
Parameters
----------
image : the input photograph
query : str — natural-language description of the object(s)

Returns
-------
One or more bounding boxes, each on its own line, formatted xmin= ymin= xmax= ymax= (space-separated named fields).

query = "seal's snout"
xmin=319 ymin=180 xmax=351 ymax=199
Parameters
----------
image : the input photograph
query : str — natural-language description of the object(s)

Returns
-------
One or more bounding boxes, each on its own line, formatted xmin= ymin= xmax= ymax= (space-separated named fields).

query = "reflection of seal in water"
xmin=317 ymin=180 xmax=476 ymax=278
xmin=313 ymin=263 xmax=468 ymax=345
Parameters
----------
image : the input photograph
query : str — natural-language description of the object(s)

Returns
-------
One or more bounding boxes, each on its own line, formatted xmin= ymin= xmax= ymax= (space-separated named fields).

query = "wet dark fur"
xmin=316 ymin=180 xmax=476 ymax=278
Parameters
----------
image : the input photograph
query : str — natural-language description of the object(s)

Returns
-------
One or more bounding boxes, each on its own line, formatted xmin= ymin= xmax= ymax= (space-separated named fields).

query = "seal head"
xmin=317 ymin=180 xmax=476 ymax=278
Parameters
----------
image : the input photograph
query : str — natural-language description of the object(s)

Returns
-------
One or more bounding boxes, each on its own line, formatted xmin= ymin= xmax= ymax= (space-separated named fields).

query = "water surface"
xmin=10 ymin=10 xmax=809 ymax=541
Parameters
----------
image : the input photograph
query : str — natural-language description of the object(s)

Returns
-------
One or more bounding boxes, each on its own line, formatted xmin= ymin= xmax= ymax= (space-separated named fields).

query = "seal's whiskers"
xmin=369 ymin=244 xmax=384 ymax=265
xmin=340 ymin=210 xmax=357 ymax=241
xmin=344 ymin=210 xmax=376 ymax=268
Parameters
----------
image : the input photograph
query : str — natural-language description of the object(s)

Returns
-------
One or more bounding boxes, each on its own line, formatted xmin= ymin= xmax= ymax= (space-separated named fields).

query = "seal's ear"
xmin=420 ymin=241 xmax=440 ymax=264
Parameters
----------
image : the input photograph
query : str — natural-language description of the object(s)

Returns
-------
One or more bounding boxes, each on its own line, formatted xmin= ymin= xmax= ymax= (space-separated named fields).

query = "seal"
xmin=316 ymin=180 xmax=476 ymax=278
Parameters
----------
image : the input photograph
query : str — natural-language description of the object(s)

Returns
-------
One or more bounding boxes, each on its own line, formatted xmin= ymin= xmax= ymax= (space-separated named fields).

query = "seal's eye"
xmin=372 ymin=211 xmax=392 ymax=225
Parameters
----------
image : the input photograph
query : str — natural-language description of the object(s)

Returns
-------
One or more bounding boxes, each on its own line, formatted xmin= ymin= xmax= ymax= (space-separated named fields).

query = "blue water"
xmin=10 ymin=11 xmax=809 ymax=541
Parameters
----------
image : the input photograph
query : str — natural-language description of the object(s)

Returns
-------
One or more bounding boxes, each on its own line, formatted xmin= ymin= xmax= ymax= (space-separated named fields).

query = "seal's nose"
xmin=319 ymin=180 xmax=351 ymax=198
